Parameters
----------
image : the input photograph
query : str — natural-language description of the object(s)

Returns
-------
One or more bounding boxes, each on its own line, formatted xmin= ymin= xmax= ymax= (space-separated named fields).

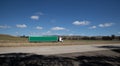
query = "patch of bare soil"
xmin=0 ymin=48 xmax=120 ymax=66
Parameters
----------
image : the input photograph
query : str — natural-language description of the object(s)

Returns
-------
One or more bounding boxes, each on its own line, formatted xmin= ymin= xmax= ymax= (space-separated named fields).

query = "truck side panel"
xmin=29 ymin=36 xmax=58 ymax=42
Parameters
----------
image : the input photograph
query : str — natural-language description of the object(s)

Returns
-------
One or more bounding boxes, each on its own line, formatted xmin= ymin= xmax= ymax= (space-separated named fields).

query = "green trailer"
xmin=28 ymin=36 xmax=59 ymax=42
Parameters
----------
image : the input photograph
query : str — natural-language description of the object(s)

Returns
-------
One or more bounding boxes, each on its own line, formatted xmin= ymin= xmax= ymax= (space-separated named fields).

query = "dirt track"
xmin=0 ymin=44 xmax=120 ymax=55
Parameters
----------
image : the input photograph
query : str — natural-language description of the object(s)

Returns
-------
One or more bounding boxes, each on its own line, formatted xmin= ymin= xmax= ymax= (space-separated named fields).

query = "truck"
xmin=28 ymin=36 xmax=63 ymax=42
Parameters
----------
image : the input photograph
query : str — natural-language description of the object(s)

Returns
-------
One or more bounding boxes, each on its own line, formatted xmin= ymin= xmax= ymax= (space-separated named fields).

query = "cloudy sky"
xmin=0 ymin=0 xmax=120 ymax=36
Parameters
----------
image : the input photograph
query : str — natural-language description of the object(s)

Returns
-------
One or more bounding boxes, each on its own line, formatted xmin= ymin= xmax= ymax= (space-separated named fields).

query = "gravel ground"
xmin=0 ymin=44 xmax=120 ymax=66
xmin=0 ymin=44 xmax=120 ymax=55
xmin=0 ymin=49 xmax=120 ymax=66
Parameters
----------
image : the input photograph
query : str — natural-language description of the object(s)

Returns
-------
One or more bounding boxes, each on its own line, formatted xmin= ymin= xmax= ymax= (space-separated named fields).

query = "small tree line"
xmin=61 ymin=35 xmax=120 ymax=40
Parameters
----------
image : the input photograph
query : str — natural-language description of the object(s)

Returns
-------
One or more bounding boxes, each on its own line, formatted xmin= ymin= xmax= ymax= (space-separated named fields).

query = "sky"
xmin=0 ymin=0 xmax=120 ymax=36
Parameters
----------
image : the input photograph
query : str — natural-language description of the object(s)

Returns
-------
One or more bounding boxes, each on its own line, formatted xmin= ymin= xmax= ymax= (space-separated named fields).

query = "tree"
xmin=102 ymin=36 xmax=112 ymax=40
xmin=111 ymin=35 xmax=115 ymax=40
xmin=90 ymin=37 xmax=97 ymax=40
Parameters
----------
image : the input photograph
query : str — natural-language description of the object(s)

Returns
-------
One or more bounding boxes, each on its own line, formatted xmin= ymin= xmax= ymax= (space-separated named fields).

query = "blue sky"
xmin=0 ymin=0 xmax=120 ymax=36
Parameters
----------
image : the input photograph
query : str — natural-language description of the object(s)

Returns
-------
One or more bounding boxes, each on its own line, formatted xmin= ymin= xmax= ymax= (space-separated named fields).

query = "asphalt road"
xmin=0 ymin=44 xmax=120 ymax=55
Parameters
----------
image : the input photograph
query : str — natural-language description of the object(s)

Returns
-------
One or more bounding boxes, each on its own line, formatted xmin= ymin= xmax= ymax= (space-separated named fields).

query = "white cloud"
xmin=36 ymin=26 xmax=43 ymax=30
xmin=0 ymin=25 xmax=10 ymax=29
xmin=68 ymin=33 xmax=74 ymax=36
xmin=118 ymin=32 xmax=120 ymax=34
xmin=30 ymin=15 xmax=39 ymax=20
xmin=51 ymin=19 xmax=56 ymax=23
xmin=51 ymin=27 xmax=66 ymax=30
xmin=36 ymin=12 xmax=44 ymax=15
xmin=42 ymin=31 xmax=60 ymax=35
xmin=46 ymin=31 xmax=51 ymax=34
xmin=42 ymin=31 xmax=52 ymax=35
xmin=16 ymin=32 xmax=19 ymax=34
xmin=73 ymin=20 xmax=90 ymax=26
xmin=98 ymin=23 xmax=114 ymax=27
xmin=16 ymin=24 xmax=27 ymax=28
xmin=30 ymin=12 xmax=43 ymax=20
xmin=89 ymin=26 xmax=97 ymax=29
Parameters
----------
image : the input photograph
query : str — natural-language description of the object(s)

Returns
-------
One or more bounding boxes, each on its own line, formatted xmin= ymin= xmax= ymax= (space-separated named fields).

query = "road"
xmin=0 ymin=44 xmax=120 ymax=55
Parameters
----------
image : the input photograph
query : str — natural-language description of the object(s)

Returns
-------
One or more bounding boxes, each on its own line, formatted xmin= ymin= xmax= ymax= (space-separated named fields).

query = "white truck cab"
xmin=59 ymin=37 xmax=63 ymax=42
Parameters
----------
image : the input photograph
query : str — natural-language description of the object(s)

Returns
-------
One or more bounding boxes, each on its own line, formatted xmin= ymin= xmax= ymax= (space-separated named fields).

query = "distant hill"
xmin=0 ymin=34 xmax=19 ymax=40
xmin=0 ymin=34 xmax=28 ymax=43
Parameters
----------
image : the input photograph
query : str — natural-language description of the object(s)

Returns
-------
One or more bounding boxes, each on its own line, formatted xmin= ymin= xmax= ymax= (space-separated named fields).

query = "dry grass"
xmin=0 ymin=34 xmax=28 ymax=43
xmin=0 ymin=40 xmax=120 ymax=47
xmin=0 ymin=34 xmax=120 ymax=47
